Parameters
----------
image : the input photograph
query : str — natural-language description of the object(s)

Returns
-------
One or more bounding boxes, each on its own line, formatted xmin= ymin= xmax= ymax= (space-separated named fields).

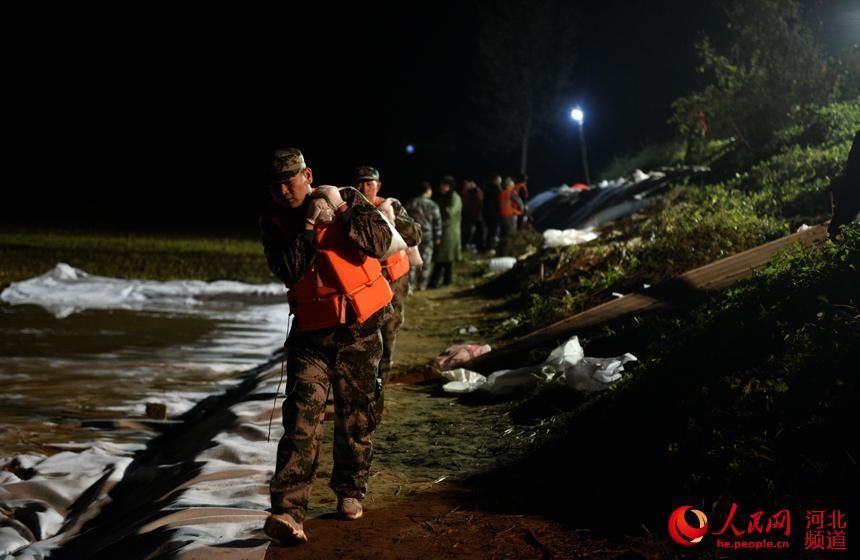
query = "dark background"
xmin=2 ymin=1 xmax=856 ymax=234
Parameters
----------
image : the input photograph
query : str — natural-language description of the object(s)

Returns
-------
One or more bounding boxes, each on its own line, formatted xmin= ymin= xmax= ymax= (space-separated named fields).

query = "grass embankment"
xmin=0 ymin=230 xmax=273 ymax=287
xmin=466 ymin=97 xmax=859 ymax=544
xmin=492 ymin=97 xmax=858 ymax=336
xmin=474 ymin=224 xmax=859 ymax=539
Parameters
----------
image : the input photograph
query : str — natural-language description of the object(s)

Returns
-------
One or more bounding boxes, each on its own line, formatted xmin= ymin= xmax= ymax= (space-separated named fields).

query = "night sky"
xmin=2 ymin=1 xmax=856 ymax=234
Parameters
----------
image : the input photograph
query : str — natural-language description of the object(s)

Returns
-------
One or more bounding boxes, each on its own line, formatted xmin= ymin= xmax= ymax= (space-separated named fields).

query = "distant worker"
xmin=481 ymin=175 xmax=503 ymax=252
xmin=259 ymin=148 xmax=398 ymax=545
xmin=685 ymin=110 xmax=709 ymax=165
xmin=498 ymin=176 xmax=523 ymax=243
xmin=354 ymin=165 xmax=422 ymax=380
xmin=429 ymin=176 xmax=462 ymax=288
xmin=512 ymin=174 xmax=529 ymax=229
xmin=828 ymin=129 xmax=860 ymax=240
xmin=460 ymin=179 xmax=485 ymax=252
xmin=406 ymin=181 xmax=442 ymax=290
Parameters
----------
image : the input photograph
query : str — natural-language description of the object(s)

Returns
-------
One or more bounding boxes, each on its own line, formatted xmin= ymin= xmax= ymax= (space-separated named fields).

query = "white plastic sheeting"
xmin=530 ymin=166 xmax=705 ymax=232
xmin=1 ymin=367 xmax=284 ymax=559
xmin=441 ymin=336 xmax=636 ymax=396
xmin=488 ymin=257 xmax=517 ymax=273
xmin=0 ymin=441 xmax=139 ymax=557
xmin=542 ymin=228 xmax=600 ymax=247
xmin=0 ymin=263 xmax=286 ymax=319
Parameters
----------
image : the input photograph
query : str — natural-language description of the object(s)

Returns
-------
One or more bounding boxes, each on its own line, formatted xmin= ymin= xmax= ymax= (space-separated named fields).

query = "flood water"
xmin=0 ymin=265 xmax=289 ymax=457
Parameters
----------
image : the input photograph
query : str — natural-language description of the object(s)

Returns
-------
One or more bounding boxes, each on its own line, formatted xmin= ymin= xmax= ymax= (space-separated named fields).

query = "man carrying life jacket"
xmin=354 ymin=165 xmax=422 ymax=381
xmin=259 ymin=148 xmax=399 ymax=545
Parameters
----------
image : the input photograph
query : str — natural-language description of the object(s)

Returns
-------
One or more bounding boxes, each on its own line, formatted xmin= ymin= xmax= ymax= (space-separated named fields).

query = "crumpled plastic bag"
xmin=440 ymin=336 xmax=636 ymax=397
xmin=440 ymin=369 xmax=487 ymax=393
xmin=431 ymin=344 xmax=492 ymax=372
xmin=561 ymin=354 xmax=637 ymax=392
xmin=482 ymin=337 xmax=585 ymax=395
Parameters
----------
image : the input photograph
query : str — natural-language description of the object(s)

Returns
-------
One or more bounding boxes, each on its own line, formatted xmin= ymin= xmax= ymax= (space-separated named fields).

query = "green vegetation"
xmin=474 ymin=3 xmax=858 ymax=534
xmin=0 ymin=230 xmax=273 ymax=287
xmin=610 ymin=223 xmax=858 ymax=508
xmin=481 ymin=224 xmax=859 ymax=532
xmin=501 ymin=94 xmax=856 ymax=335
xmin=599 ymin=140 xmax=685 ymax=180
xmin=669 ymin=0 xmax=853 ymax=164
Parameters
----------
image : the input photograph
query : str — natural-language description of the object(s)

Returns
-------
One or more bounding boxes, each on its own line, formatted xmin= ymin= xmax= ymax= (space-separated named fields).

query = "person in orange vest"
xmin=354 ymin=165 xmax=422 ymax=381
xmin=498 ymin=176 xmax=523 ymax=242
xmin=259 ymin=149 xmax=400 ymax=545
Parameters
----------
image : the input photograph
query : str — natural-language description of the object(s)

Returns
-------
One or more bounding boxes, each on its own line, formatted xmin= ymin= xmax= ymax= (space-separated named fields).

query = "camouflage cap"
xmin=272 ymin=148 xmax=307 ymax=183
xmin=354 ymin=165 xmax=380 ymax=183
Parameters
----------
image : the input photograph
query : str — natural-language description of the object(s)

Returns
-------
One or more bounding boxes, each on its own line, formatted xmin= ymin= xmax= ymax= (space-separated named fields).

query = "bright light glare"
xmin=570 ymin=107 xmax=584 ymax=124
xmin=405 ymin=144 xmax=415 ymax=155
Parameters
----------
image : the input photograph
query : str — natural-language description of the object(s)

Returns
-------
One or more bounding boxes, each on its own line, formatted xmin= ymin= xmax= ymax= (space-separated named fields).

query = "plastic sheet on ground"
xmin=1 ymin=362 xmax=282 ymax=559
xmin=440 ymin=369 xmax=488 ymax=393
xmin=488 ymin=257 xmax=517 ymax=273
xmin=0 ymin=263 xmax=286 ymax=319
xmin=529 ymin=166 xmax=707 ymax=232
xmin=542 ymin=228 xmax=600 ymax=247
xmin=440 ymin=336 xmax=636 ymax=397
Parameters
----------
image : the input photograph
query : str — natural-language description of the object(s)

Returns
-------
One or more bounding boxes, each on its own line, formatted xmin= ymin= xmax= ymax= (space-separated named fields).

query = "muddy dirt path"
xmin=266 ymin=286 xmax=638 ymax=559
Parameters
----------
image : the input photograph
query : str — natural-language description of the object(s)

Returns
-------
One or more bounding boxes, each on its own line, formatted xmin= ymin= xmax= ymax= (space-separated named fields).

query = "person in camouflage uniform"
xmin=429 ymin=176 xmax=462 ymax=288
xmin=354 ymin=166 xmax=422 ymax=380
xmin=405 ymin=181 xmax=442 ymax=290
xmin=259 ymin=148 xmax=395 ymax=545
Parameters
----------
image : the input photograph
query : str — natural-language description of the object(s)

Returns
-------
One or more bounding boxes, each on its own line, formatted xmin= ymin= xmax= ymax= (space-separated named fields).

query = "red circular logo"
xmin=668 ymin=506 xmax=709 ymax=546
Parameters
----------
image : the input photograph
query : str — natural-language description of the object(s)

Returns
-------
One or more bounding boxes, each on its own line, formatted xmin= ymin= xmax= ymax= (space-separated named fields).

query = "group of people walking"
xmin=403 ymin=173 xmax=530 ymax=290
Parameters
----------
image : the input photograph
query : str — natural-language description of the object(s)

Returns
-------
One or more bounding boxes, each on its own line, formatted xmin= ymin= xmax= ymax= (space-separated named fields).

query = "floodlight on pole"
xmin=570 ymin=106 xmax=590 ymax=185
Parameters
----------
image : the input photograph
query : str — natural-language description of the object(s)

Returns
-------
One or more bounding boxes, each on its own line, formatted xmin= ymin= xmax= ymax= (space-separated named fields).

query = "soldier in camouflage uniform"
xmin=354 ymin=166 xmax=422 ymax=380
xmin=259 ymin=149 xmax=395 ymax=545
xmin=405 ymin=181 xmax=442 ymax=290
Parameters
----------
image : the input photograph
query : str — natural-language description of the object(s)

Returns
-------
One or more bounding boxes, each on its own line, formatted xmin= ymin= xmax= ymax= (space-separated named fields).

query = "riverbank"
xmin=0 ymin=229 xmax=270 ymax=288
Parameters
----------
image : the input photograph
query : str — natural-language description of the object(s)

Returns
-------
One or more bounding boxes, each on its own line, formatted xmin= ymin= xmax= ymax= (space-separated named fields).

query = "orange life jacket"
xmin=291 ymin=218 xmax=392 ymax=332
xmin=498 ymin=188 xmax=522 ymax=218
xmin=373 ymin=196 xmax=410 ymax=282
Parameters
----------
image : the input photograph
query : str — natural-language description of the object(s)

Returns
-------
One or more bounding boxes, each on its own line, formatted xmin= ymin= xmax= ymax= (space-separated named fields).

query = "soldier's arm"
xmin=390 ymin=199 xmax=422 ymax=247
xmin=260 ymin=219 xmax=316 ymax=286
xmin=339 ymin=187 xmax=393 ymax=259
xmin=432 ymin=203 xmax=443 ymax=243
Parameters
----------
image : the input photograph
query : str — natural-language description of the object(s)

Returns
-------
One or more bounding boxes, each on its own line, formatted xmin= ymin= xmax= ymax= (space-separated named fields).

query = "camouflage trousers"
xmin=380 ymin=275 xmax=408 ymax=380
xmin=408 ymin=239 xmax=434 ymax=290
xmin=269 ymin=306 xmax=387 ymax=523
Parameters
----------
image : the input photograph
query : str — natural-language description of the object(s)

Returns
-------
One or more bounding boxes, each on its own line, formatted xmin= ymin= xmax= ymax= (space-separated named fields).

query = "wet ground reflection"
xmin=0 ymin=299 xmax=288 ymax=457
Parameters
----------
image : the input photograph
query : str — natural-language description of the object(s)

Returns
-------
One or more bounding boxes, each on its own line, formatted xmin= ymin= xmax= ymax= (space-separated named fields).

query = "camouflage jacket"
xmin=405 ymin=196 xmax=442 ymax=245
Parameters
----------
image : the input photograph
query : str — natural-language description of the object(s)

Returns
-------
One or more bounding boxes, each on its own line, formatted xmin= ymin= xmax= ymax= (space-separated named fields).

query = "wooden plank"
xmin=463 ymin=225 xmax=827 ymax=373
